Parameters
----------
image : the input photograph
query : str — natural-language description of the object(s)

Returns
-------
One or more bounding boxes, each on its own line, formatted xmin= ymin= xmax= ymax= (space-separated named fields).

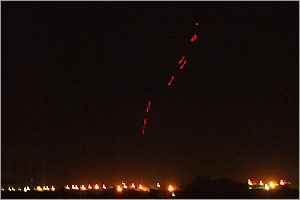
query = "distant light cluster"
xmin=247 ymin=178 xmax=288 ymax=190
xmin=2 ymin=182 xmax=177 ymax=195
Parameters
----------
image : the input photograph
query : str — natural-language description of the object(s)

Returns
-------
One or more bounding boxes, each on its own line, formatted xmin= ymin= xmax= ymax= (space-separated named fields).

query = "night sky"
xmin=2 ymin=2 xmax=299 ymax=188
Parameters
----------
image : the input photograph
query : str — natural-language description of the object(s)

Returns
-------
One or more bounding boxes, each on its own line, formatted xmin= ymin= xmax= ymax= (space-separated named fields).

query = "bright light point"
xmin=122 ymin=182 xmax=127 ymax=188
xmin=94 ymin=184 xmax=100 ymax=190
xmin=18 ymin=187 xmax=22 ymax=191
xmin=75 ymin=185 xmax=79 ymax=190
xmin=280 ymin=179 xmax=286 ymax=185
xmin=139 ymin=184 xmax=143 ymax=190
xmin=103 ymin=184 xmax=106 ymax=189
xmin=12 ymin=187 xmax=15 ymax=191
xmin=80 ymin=185 xmax=86 ymax=191
xmin=248 ymin=187 xmax=252 ymax=190
xmin=43 ymin=186 xmax=49 ymax=191
xmin=265 ymin=184 xmax=270 ymax=190
xmin=37 ymin=186 xmax=43 ymax=192
xmin=88 ymin=184 xmax=92 ymax=190
xmin=260 ymin=181 xmax=263 ymax=186
xmin=65 ymin=185 xmax=70 ymax=190
xmin=248 ymin=179 xmax=253 ymax=186
xmin=270 ymin=181 xmax=275 ymax=189
xmin=131 ymin=183 xmax=135 ymax=188
xmin=117 ymin=185 xmax=122 ymax=192
xmin=168 ymin=185 xmax=174 ymax=192
xmin=51 ymin=186 xmax=55 ymax=191
xmin=23 ymin=187 xmax=27 ymax=192
xmin=172 ymin=192 xmax=176 ymax=197
xmin=195 ymin=22 xmax=199 ymax=26
xmin=26 ymin=186 xmax=30 ymax=191
xmin=157 ymin=183 xmax=161 ymax=188
xmin=1 ymin=187 xmax=4 ymax=191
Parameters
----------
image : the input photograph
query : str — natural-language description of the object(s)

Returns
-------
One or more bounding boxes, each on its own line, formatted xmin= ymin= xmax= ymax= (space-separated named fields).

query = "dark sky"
xmin=2 ymin=2 xmax=299 ymax=188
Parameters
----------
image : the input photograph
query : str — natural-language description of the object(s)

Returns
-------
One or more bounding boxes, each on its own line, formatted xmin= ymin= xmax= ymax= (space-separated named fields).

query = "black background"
xmin=2 ymin=2 xmax=299 ymax=187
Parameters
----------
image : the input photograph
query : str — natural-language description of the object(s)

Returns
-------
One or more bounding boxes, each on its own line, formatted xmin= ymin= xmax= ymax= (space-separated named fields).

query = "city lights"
xmin=2 ymin=178 xmax=290 ymax=196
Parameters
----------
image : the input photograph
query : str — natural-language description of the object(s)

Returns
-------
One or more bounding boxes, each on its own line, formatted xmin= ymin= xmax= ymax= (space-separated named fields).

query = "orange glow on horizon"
xmin=139 ymin=184 xmax=143 ymax=190
xmin=269 ymin=181 xmax=275 ymax=188
xmin=50 ymin=186 xmax=55 ymax=191
xmin=168 ymin=185 xmax=174 ymax=192
xmin=102 ymin=184 xmax=106 ymax=189
xmin=117 ymin=185 xmax=122 ymax=192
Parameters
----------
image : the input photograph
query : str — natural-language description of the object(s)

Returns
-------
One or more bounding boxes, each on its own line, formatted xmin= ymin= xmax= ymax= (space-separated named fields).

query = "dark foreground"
xmin=2 ymin=177 xmax=299 ymax=199
xmin=2 ymin=186 xmax=299 ymax=199
xmin=2 ymin=188 xmax=299 ymax=199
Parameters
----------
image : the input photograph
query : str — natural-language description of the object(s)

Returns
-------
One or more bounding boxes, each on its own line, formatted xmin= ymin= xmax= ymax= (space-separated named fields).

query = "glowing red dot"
xmin=196 ymin=22 xmax=199 ymax=26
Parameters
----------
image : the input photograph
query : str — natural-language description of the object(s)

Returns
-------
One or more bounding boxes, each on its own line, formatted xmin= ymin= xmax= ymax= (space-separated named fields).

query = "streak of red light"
xmin=146 ymin=101 xmax=151 ymax=113
xmin=168 ymin=76 xmax=174 ymax=85
xmin=179 ymin=56 xmax=185 ymax=64
xmin=180 ymin=60 xmax=187 ymax=70
xmin=190 ymin=34 xmax=197 ymax=42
